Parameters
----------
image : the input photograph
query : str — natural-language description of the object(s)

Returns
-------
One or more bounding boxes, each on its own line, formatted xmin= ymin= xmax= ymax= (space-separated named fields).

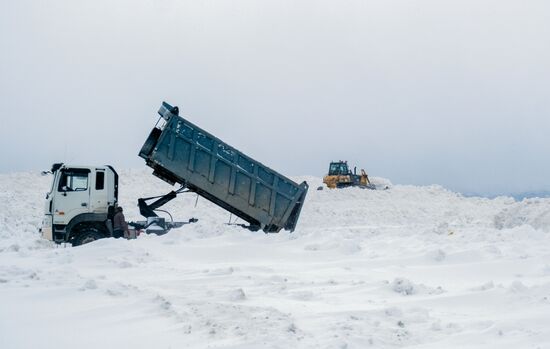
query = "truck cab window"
xmin=95 ymin=171 xmax=105 ymax=190
xmin=58 ymin=170 xmax=89 ymax=192
xmin=329 ymin=163 xmax=349 ymax=176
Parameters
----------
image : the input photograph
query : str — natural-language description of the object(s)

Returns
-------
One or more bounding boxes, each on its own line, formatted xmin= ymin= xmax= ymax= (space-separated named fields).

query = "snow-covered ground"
xmin=1 ymin=170 xmax=550 ymax=348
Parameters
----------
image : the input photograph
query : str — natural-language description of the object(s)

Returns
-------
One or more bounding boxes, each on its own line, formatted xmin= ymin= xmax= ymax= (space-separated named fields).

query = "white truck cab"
xmin=41 ymin=163 xmax=119 ymax=245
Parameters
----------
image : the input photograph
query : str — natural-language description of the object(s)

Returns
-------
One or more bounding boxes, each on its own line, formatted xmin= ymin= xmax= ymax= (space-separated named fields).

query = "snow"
xmin=1 ymin=170 xmax=550 ymax=348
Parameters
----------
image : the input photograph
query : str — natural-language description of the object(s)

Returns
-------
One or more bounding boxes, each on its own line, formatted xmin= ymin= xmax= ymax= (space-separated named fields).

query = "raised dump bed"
xmin=139 ymin=102 xmax=309 ymax=233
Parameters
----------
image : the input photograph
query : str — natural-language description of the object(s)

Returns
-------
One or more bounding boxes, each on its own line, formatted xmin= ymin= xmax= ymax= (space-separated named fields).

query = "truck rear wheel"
xmin=72 ymin=229 xmax=105 ymax=246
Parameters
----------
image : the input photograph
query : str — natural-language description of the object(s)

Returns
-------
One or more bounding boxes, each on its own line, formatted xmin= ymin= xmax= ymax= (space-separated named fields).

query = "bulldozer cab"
xmin=328 ymin=162 xmax=350 ymax=176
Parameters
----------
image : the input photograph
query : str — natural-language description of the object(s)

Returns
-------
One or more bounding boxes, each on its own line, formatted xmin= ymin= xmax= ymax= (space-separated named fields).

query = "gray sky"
xmin=1 ymin=0 xmax=549 ymax=195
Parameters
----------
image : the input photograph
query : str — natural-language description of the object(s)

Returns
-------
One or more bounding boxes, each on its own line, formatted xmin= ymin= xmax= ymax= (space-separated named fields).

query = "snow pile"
xmin=494 ymin=198 xmax=550 ymax=232
xmin=0 ymin=172 xmax=54 ymax=253
xmin=1 ymin=170 xmax=550 ymax=348
xmin=370 ymin=176 xmax=393 ymax=190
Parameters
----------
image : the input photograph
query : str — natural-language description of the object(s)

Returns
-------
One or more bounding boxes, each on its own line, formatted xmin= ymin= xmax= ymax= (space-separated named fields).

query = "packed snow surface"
xmin=1 ymin=170 xmax=550 ymax=348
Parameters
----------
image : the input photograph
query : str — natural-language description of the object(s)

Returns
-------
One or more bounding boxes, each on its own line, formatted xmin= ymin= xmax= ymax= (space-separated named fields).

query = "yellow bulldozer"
xmin=322 ymin=161 xmax=376 ymax=189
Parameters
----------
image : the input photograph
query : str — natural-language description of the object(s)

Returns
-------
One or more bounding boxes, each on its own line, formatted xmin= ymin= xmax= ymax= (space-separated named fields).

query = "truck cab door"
xmin=52 ymin=168 xmax=91 ymax=225
xmin=89 ymin=169 xmax=109 ymax=213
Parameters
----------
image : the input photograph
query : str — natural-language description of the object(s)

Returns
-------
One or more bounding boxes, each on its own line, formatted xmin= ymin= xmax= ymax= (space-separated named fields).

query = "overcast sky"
xmin=1 ymin=0 xmax=549 ymax=195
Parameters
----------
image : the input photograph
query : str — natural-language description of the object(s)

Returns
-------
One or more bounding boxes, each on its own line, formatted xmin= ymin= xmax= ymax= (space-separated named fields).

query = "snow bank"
xmin=0 ymin=172 xmax=54 ymax=253
xmin=494 ymin=198 xmax=550 ymax=232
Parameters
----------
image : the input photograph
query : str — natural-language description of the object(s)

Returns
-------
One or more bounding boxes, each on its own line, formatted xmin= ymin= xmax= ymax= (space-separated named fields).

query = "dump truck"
xmin=40 ymin=102 xmax=309 ymax=245
xmin=321 ymin=160 xmax=375 ymax=189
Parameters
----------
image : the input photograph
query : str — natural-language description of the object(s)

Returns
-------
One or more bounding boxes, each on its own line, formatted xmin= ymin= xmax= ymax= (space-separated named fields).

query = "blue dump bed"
xmin=139 ymin=102 xmax=308 ymax=233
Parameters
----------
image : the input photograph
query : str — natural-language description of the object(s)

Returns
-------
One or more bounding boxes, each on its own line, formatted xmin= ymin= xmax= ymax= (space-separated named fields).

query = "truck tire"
xmin=72 ymin=229 xmax=105 ymax=246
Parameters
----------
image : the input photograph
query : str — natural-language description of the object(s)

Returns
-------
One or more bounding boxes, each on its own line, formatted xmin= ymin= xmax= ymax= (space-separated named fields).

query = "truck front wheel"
xmin=72 ymin=229 xmax=105 ymax=246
